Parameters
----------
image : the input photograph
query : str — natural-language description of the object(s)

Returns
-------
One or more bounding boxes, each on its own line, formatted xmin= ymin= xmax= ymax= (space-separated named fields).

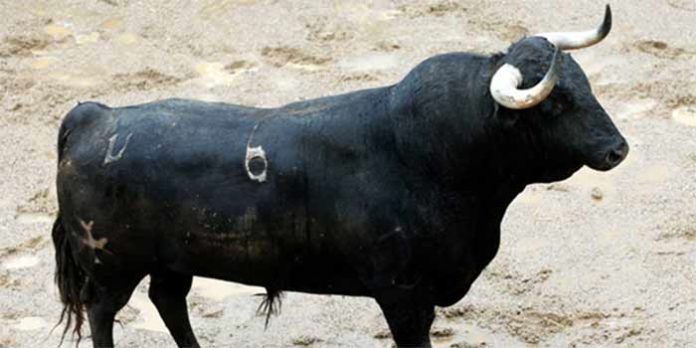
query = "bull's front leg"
xmin=375 ymin=290 xmax=435 ymax=348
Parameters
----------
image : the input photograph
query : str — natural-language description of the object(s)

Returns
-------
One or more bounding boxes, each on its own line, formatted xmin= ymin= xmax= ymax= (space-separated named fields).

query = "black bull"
xmin=52 ymin=38 xmax=627 ymax=347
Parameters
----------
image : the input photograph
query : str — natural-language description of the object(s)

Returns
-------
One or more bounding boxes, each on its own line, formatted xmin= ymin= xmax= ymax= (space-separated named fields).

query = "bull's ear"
xmin=493 ymin=102 xmax=519 ymax=127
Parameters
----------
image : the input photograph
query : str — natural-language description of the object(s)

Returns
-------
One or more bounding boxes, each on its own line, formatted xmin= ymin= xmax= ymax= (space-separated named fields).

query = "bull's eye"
xmin=542 ymin=93 xmax=573 ymax=118
xmin=541 ymin=99 xmax=564 ymax=117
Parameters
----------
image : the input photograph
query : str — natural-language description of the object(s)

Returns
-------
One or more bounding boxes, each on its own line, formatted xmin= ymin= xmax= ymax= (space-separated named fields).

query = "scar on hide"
xmin=103 ymin=132 xmax=133 ymax=165
xmin=78 ymin=219 xmax=111 ymax=254
xmin=245 ymin=146 xmax=268 ymax=182
xmin=244 ymin=116 xmax=270 ymax=183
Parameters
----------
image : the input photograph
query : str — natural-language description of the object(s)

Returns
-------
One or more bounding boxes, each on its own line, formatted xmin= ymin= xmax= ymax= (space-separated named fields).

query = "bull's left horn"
xmin=490 ymin=46 xmax=562 ymax=110
xmin=536 ymin=4 xmax=612 ymax=50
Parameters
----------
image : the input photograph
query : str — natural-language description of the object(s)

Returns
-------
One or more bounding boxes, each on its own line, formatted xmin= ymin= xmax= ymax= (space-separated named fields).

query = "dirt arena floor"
xmin=0 ymin=0 xmax=694 ymax=347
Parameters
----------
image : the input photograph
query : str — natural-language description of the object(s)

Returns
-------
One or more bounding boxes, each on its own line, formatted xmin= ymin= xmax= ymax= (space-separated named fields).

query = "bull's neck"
xmin=387 ymin=54 xmax=532 ymax=211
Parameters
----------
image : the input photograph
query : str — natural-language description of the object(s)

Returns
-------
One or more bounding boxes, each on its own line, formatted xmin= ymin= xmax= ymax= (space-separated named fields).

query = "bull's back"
xmin=58 ymin=99 xmax=264 ymax=200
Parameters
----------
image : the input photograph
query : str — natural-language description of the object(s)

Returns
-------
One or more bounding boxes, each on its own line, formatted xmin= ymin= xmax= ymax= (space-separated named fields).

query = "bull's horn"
xmin=490 ymin=47 xmax=562 ymax=110
xmin=536 ymin=4 xmax=612 ymax=50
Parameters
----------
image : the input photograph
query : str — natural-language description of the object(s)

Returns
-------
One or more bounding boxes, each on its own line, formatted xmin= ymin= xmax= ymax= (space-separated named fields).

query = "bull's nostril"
xmin=607 ymin=150 xmax=622 ymax=164
xmin=605 ymin=141 xmax=628 ymax=165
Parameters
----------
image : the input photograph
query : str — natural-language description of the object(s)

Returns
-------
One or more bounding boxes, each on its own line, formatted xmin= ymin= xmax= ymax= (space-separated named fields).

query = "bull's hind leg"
xmin=148 ymin=270 xmax=199 ymax=348
xmin=87 ymin=276 xmax=142 ymax=347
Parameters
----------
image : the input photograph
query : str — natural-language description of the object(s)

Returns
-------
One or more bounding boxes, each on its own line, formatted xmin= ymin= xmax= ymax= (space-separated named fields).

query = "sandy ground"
xmin=0 ymin=0 xmax=694 ymax=347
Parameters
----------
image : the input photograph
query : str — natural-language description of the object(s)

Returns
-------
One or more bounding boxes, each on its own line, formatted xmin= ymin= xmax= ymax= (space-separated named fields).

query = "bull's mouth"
xmin=537 ymin=162 xmax=584 ymax=183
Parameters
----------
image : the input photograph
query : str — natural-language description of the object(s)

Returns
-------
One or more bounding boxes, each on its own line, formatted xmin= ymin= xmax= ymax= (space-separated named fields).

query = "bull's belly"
xmin=77 ymin=196 xmax=371 ymax=297
xmin=167 ymin=229 xmax=370 ymax=296
xmin=62 ymin=203 xmax=370 ymax=297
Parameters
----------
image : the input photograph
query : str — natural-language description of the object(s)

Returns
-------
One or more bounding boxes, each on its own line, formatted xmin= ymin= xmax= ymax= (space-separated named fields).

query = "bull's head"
xmin=489 ymin=5 xmax=628 ymax=180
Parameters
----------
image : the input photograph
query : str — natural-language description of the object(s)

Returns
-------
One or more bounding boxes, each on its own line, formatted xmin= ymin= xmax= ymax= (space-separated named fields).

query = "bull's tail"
xmin=52 ymin=214 xmax=88 ymax=345
xmin=52 ymin=102 xmax=108 ymax=345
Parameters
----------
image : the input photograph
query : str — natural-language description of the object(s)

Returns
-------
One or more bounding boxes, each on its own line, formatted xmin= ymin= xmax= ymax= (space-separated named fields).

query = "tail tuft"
xmin=52 ymin=215 xmax=89 ymax=346
xmin=255 ymin=288 xmax=284 ymax=329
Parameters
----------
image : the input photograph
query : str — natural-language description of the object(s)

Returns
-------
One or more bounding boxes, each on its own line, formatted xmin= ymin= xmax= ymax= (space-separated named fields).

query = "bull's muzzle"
xmin=592 ymin=138 xmax=629 ymax=171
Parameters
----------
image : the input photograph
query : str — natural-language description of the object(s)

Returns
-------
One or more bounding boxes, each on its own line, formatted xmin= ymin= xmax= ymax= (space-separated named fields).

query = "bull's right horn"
xmin=490 ymin=46 xmax=562 ymax=110
xmin=536 ymin=4 xmax=612 ymax=50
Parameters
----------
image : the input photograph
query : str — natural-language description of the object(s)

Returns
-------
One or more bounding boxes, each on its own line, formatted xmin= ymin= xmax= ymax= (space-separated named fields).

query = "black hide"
xmin=52 ymin=37 xmax=627 ymax=347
